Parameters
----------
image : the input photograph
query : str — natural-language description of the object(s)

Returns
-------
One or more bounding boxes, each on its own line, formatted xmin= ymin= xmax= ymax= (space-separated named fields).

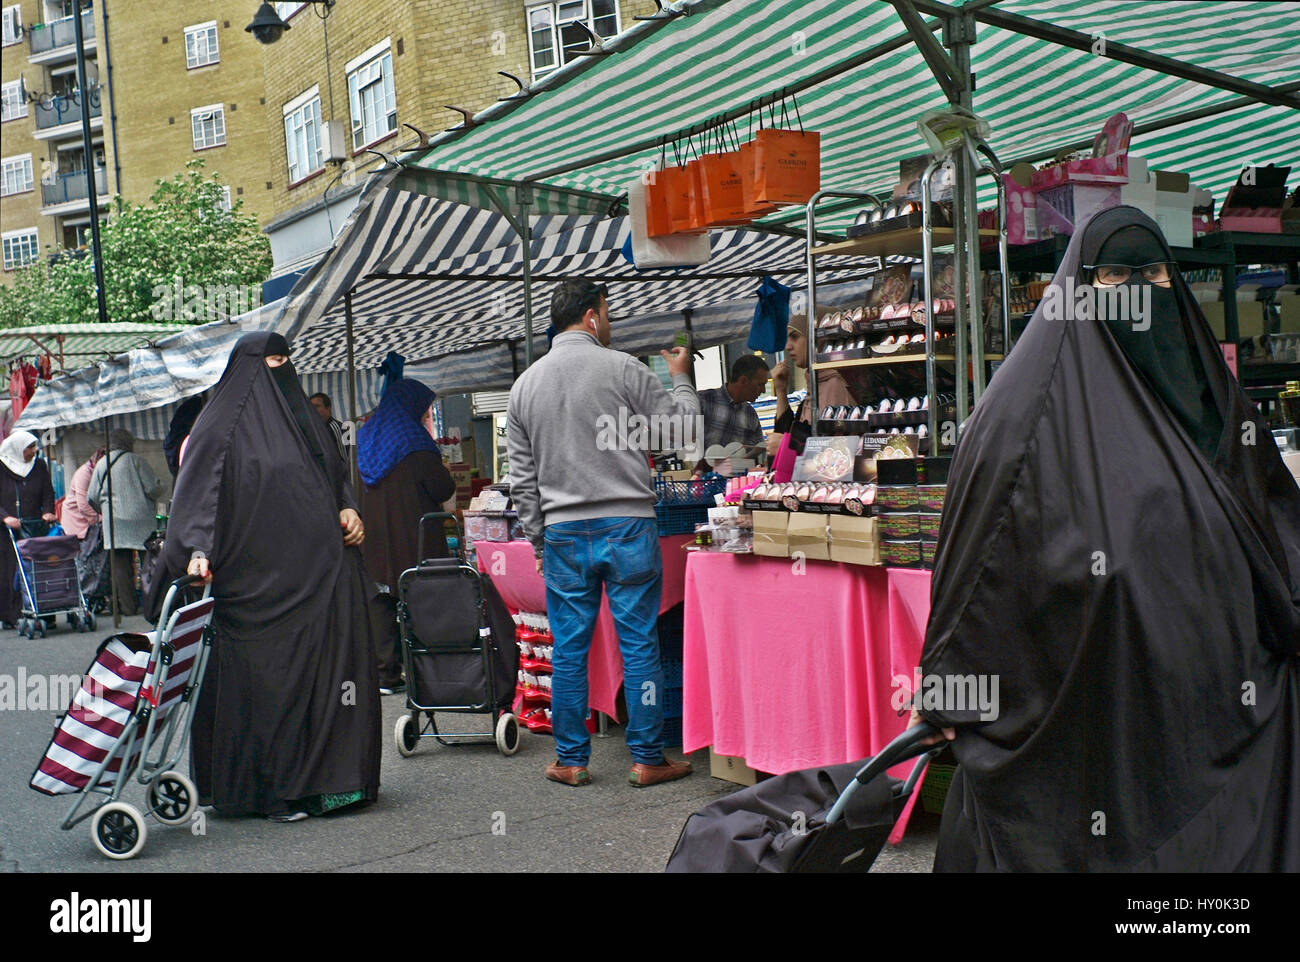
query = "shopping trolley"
xmin=393 ymin=513 xmax=521 ymax=758
xmin=29 ymin=575 xmax=215 ymax=860
xmin=9 ymin=521 xmax=95 ymax=637
xmin=665 ymin=723 xmax=943 ymax=873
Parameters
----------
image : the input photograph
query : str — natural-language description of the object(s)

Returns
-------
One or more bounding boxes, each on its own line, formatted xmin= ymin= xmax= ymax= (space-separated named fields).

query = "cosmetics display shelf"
xmin=811 ymin=226 xmax=1000 ymax=259
xmin=812 ymin=354 xmax=1004 ymax=371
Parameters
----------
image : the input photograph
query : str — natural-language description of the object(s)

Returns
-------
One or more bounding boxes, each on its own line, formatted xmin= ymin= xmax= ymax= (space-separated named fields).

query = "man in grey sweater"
xmin=508 ymin=279 xmax=701 ymax=788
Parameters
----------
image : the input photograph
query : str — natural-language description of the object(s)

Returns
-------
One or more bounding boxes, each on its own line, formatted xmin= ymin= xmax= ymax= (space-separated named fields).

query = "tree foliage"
xmin=0 ymin=161 xmax=272 ymax=329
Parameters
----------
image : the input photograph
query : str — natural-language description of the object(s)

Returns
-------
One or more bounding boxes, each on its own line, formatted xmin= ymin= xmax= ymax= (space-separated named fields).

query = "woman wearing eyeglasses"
xmin=915 ymin=206 xmax=1300 ymax=871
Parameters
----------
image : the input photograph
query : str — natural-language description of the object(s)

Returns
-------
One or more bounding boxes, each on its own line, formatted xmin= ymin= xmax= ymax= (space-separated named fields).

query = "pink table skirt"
xmin=682 ymin=554 xmax=933 ymax=777
xmin=475 ymin=535 xmax=692 ymax=719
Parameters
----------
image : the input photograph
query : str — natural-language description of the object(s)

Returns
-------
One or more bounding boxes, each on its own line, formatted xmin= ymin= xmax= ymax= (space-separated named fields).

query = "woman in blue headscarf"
xmin=357 ymin=378 xmax=456 ymax=694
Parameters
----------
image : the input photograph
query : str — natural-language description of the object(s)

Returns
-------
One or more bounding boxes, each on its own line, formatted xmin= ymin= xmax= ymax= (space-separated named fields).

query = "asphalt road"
xmin=0 ymin=615 xmax=938 ymax=873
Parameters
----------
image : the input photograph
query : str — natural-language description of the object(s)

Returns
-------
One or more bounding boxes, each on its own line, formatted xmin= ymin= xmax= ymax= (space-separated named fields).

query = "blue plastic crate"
xmin=664 ymin=685 xmax=683 ymax=719
xmin=662 ymin=715 xmax=683 ymax=747
xmin=654 ymin=475 xmax=727 ymax=505
xmin=662 ymin=655 xmax=683 ymax=689
xmin=655 ymin=502 xmax=709 ymax=536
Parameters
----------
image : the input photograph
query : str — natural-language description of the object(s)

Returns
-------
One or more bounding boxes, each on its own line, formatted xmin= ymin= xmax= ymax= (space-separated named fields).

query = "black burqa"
xmin=145 ymin=332 xmax=381 ymax=816
xmin=922 ymin=207 xmax=1300 ymax=871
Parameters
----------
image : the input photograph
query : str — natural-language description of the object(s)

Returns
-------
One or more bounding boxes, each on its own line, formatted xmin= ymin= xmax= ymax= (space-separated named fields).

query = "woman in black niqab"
xmin=145 ymin=331 xmax=381 ymax=819
xmin=920 ymin=206 xmax=1300 ymax=871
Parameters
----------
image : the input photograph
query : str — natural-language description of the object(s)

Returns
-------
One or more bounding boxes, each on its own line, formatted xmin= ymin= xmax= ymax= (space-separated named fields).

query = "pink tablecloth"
xmin=475 ymin=536 xmax=692 ymax=719
xmin=682 ymin=554 xmax=932 ymax=778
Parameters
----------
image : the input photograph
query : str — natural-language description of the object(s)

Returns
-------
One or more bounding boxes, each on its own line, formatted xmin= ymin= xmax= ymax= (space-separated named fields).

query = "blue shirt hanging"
xmin=748 ymin=276 xmax=791 ymax=353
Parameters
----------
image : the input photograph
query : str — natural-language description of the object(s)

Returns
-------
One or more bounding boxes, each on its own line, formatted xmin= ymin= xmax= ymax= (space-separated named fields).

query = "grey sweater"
xmin=507 ymin=330 xmax=701 ymax=555
xmin=86 ymin=450 xmax=167 ymax=550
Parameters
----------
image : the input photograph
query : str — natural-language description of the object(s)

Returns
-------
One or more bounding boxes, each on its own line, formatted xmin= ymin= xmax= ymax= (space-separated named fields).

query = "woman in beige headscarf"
xmin=0 ymin=431 xmax=57 ymax=628
xmin=767 ymin=314 xmax=856 ymax=457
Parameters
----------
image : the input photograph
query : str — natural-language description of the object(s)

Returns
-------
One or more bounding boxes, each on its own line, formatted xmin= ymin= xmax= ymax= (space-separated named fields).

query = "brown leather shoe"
xmin=628 ymin=756 xmax=693 ymax=787
xmin=546 ymin=761 xmax=592 ymax=786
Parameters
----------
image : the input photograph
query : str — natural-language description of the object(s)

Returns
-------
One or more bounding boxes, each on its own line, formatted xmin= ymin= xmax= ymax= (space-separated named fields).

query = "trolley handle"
xmin=155 ymin=574 xmax=212 ymax=631
xmin=825 ymin=722 xmax=945 ymax=827
xmin=418 ymin=512 xmax=462 ymax=562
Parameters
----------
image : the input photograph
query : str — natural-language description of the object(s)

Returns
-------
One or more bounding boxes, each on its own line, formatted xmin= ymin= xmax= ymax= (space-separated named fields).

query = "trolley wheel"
xmin=85 ymin=612 xmax=98 ymax=632
xmin=394 ymin=713 xmax=420 ymax=757
xmin=17 ymin=619 xmax=27 ymax=638
xmin=146 ymin=770 xmax=197 ymax=825
xmin=68 ymin=611 xmax=81 ymax=630
xmin=33 ymin=619 xmax=46 ymax=639
xmin=90 ymin=801 xmax=148 ymax=860
xmin=495 ymin=713 xmax=521 ymax=756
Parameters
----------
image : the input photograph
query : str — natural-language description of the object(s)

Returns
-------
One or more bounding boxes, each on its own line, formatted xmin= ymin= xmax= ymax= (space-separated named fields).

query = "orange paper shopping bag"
xmin=664 ymin=163 xmax=705 ymax=235
xmin=752 ymin=127 xmax=821 ymax=206
xmin=698 ymin=150 xmax=751 ymax=226
xmin=738 ymin=139 xmax=780 ymax=219
xmin=644 ymin=164 xmax=676 ymax=238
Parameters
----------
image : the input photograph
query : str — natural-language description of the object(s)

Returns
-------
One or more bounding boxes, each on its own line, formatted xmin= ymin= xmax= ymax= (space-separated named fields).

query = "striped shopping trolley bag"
xmin=29 ymin=575 xmax=215 ymax=860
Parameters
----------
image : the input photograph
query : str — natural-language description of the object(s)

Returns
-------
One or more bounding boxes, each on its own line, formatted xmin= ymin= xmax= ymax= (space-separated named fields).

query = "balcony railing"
xmin=28 ymin=11 xmax=95 ymax=56
xmin=33 ymin=89 xmax=101 ymax=130
xmin=41 ymin=165 xmax=106 ymax=206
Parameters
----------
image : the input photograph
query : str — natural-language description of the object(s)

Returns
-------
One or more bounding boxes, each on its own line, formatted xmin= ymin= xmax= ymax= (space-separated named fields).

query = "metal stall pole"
xmin=921 ymin=160 xmax=944 ymax=447
xmin=803 ymin=190 xmax=883 ymax=437
xmin=947 ymin=10 xmax=983 ymax=419
xmin=103 ymin=417 xmax=120 ymax=628
xmin=518 ymin=185 xmax=535 ymax=369
xmin=975 ymin=144 xmax=1013 ymax=364
xmin=344 ymin=291 xmax=359 ymax=493
xmin=75 ymin=4 xmax=120 ymax=627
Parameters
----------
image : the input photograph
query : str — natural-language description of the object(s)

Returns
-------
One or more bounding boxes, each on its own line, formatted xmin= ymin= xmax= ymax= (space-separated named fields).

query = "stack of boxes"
xmin=877 ymin=457 xmax=949 ymax=569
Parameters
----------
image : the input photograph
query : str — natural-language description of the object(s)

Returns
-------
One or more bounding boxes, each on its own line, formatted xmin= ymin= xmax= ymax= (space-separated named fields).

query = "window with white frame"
xmin=526 ymin=1 xmax=619 ymax=80
xmin=346 ymin=40 xmax=396 ymax=151
xmin=3 ymin=229 xmax=40 ymax=270
xmin=283 ymin=86 xmax=324 ymax=183
xmin=184 ymin=21 xmax=219 ymax=69
xmin=1 ymin=155 xmax=33 ymax=196
xmin=218 ymin=185 xmax=231 ymax=211
xmin=1 ymin=5 xmax=21 ymax=46
xmin=274 ymin=2 xmax=306 ymax=20
xmin=191 ymin=104 xmax=226 ymax=150
xmin=1 ymin=79 xmax=26 ymax=122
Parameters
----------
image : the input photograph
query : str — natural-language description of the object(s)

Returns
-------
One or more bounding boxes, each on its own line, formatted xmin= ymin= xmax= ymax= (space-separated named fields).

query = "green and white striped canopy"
xmin=405 ymin=0 xmax=1299 ymax=236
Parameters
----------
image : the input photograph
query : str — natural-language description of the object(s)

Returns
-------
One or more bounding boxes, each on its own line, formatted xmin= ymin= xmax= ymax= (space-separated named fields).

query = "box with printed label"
xmin=828 ymin=515 xmax=880 ymax=566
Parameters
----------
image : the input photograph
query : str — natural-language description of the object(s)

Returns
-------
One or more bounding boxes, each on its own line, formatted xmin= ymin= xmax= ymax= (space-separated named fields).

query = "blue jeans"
xmin=543 ymin=517 xmax=664 ymax=767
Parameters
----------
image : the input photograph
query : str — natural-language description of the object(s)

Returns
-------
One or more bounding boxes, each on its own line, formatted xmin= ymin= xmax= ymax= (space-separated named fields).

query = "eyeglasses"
xmin=1084 ymin=262 xmax=1176 ymax=288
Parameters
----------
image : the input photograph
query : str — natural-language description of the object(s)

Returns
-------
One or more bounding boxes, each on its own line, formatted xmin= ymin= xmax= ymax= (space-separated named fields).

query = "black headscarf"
xmin=163 ymin=395 xmax=204 ymax=478
xmin=1079 ymin=208 xmax=1223 ymax=459
xmin=260 ymin=333 xmax=330 ymax=477
xmin=920 ymin=205 xmax=1300 ymax=871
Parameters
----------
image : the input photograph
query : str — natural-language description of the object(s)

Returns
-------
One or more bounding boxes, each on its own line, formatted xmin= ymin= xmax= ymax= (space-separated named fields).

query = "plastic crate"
xmin=654 ymin=476 xmax=727 ymax=505
xmin=657 ymin=605 xmax=684 ymax=657
xmin=662 ymin=715 xmax=683 ymax=747
xmin=921 ymin=762 xmax=956 ymax=815
xmin=654 ymin=502 xmax=709 ymax=536
xmin=664 ymin=685 xmax=683 ymax=719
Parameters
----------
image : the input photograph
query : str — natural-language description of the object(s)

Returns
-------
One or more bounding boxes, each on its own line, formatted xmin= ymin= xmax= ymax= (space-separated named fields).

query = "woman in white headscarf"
xmin=0 ymin=430 xmax=57 ymax=628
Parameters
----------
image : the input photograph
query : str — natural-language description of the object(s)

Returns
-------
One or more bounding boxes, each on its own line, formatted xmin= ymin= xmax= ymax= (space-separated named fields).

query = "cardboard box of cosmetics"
xmin=752 ymin=511 xmax=790 ymax=558
xmin=829 ymin=515 xmax=881 ymax=566
xmin=786 ymin=513 xmax=831 ymax=561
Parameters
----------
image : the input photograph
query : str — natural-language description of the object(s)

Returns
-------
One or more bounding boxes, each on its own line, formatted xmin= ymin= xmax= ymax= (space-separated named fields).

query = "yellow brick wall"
xmin=263 ymin=0 xmax=658 ymax=219
xmin=107 ymin=0 xmax=274 ymax=224
xmin=1 ymin=0 xmax=51 ymax=276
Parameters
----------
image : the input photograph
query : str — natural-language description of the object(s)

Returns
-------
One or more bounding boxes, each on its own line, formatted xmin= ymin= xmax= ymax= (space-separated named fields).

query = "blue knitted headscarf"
xmin=356 ymin=378 xmax=440 ymax=486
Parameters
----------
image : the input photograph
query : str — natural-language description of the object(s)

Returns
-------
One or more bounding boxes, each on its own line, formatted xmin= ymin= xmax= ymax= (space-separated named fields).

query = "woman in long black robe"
xmin=145 ymin=332 xmax=381 ymax=819
xmin=921 ymin=207 xmax=1300 ymax=871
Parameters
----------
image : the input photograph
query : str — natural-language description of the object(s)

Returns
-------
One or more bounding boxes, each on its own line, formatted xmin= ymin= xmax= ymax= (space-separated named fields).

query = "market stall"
xmin=473 ymin=535 xmax=693 ymax=724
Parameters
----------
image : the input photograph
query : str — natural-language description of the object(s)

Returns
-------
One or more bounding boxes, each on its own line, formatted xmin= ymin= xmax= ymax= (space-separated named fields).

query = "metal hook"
xmin=441 ymin=105 xmax=477 ymax=131
xmin=497 ymin=71 xmax=530 ymax=101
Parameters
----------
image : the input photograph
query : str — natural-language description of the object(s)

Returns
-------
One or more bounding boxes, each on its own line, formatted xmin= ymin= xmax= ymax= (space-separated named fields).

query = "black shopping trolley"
xmin=393 ymin=512 xmax=522 ymax=758
xmin=665 ymin=723 xmax=943 ymax=873
xmin=29 ymin=576 xmax=215 ymax=860
xmin=9 ymin=519 xmax=95 ymax=637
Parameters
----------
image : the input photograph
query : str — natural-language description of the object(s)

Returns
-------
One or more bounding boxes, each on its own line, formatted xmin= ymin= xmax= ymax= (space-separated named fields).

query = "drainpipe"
xmin=98 ymin=0 xmax=122 ymax=195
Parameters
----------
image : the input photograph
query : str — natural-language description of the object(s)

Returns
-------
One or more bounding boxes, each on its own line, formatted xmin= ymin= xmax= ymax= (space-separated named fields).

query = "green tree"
xmin=0 ymin=160 xmax=272 ymax=328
